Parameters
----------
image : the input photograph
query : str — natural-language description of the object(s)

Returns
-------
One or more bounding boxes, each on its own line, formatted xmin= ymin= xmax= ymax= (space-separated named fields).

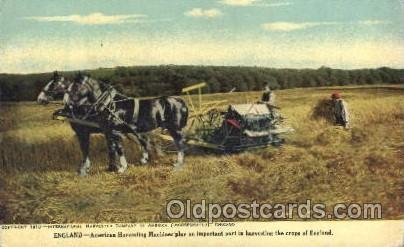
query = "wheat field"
xmin=0 ymin=85 xmax=402 ymax=223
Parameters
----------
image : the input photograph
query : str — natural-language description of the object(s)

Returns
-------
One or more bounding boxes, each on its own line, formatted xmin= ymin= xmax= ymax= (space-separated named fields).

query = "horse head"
xmin=37 ymin=71 xmax=70 ymax=105
xmin=65 ymin=73 xmax=116 ymax=118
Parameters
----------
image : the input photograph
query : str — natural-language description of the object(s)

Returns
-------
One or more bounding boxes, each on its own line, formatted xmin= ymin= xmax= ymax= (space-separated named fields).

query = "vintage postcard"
xmin=0 ymin=0 xmax=403 ymax=246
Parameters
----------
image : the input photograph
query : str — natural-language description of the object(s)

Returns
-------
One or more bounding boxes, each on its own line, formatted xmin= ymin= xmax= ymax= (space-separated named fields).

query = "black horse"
xmin=37 ymin=72 xmax=188 ymax=176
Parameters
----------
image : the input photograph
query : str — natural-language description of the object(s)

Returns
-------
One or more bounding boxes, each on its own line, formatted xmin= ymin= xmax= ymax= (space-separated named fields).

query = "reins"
xmin=45 ymin=101 xmax=65 ymax=106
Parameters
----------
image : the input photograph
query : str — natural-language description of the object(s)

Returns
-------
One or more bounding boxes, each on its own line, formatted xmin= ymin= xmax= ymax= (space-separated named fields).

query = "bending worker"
xmin=331 ymin=92 xmax=349 ymax=129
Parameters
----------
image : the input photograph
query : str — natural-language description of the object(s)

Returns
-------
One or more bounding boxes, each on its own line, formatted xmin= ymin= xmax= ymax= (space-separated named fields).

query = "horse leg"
xmin=106 ymin=136 xmax=118 ymax=172
xmin=114 ymin=137 xmax=128 ymax=174
xmin=76 ymin=130 xmax=91 ymax=176
xmin=137 ymin=134 xmax=151 ymax=165
xmin=106 ymin=130 xmax=128 ymax=173
xmin=168 ymin=129 xmax=186 ymax=170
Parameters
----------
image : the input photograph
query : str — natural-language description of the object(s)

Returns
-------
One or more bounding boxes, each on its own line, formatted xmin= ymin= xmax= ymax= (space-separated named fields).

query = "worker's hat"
xmin=331 ymin=92 xmax=341 ymax=99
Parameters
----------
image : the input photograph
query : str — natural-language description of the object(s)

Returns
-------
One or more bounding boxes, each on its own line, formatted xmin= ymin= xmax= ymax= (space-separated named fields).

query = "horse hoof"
xmin=107 ymin=166 xmax=117 ymax=172
xmin=117 ymin=167 xmax=127 ymax=174
xmin=78 ymin=170 xmax=88 ymax=177
xmin=140 ymin=158 xmax=149 ymax=165
xmin=173 ymin=164 xmax=184 ymax=171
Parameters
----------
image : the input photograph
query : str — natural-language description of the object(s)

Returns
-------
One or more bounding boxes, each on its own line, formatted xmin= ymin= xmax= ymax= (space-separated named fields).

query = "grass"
xmin=0 ymin=85 xmax=403 ymax=223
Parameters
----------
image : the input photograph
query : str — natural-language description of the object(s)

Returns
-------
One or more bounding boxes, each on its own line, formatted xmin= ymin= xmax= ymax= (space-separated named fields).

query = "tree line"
xmin=0 ymin=65 xmax=402 ymax=101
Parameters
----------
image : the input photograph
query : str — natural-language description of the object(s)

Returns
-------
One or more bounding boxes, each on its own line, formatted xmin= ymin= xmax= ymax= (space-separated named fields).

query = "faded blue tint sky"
xmin=0 ymin=0 xmax=403 ymax=73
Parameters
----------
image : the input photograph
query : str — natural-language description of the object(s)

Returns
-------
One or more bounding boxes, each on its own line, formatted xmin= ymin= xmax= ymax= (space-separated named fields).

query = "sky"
xmin=0 ymin=0 xmax=403 ymax=73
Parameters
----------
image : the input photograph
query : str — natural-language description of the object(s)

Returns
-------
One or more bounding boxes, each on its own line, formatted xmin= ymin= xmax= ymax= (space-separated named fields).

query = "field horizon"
xmin=0 ymin=84 xmax=402 ymax=223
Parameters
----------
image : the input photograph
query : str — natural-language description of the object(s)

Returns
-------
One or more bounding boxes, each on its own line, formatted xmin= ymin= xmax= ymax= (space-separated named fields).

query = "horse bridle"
xmin=67 ymin=77 xmax=118 ymax=121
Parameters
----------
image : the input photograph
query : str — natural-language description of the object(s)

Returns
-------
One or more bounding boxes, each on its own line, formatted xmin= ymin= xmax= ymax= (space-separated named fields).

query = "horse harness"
xmin=71 ymin=78 xmax=140 ymax=130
